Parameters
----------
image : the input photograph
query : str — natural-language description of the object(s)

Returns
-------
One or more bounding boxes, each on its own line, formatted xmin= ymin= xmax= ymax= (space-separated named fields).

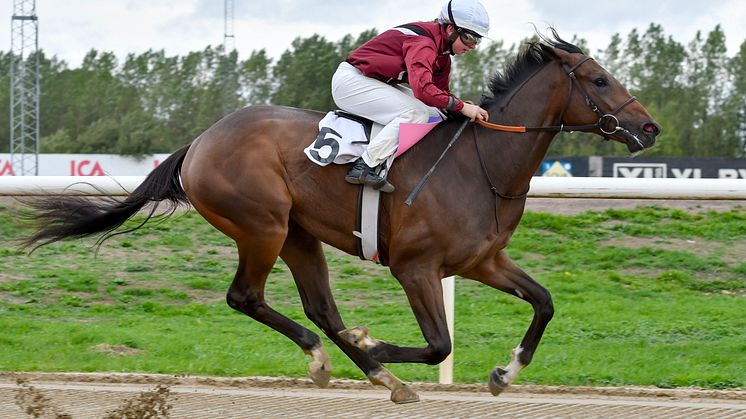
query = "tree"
xmin=272 ymin=35 xmax=340 ymax=111
xmin=677 ymin=26 xmax=735 ymax=156
xmin=597 ymin=33 xmax=626 ymax=84
xmin=451 ymin=40 xmax=515 ymax=102
xmin=0 ymin=52 xmax=11 ymax=152
xmin=239 ymin=49 xmax=273 ymax=105
xmin=634 ymin=24 xmax=686 ymax=156
xmin=39 ymin=50 xmax=144 ymax=153
xmin=271 ymin=30 xmax=376 ymax=111
xmin=622 ymin=28 xmax=644 ymax=92
xmin=220 ymin=49 xmax=240 ymax=115
xmin=724 ymin=39 xmax=746 ymax=156
xmin=637 ymin=24 xmax=686 ymax=109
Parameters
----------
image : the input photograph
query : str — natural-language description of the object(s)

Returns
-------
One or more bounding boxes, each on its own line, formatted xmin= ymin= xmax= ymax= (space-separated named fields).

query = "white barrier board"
xmin=2 ymin=176 xmax=745 ymax=199
xmin=0 ymin=154 xmax=171 ymax=176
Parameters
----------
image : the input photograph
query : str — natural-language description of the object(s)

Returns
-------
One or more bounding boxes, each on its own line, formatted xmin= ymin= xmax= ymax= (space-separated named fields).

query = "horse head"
xmin=484 ymin=30 xmax=661 ymax=155
xmin=543 ymin=40 xmax=661 ymax=153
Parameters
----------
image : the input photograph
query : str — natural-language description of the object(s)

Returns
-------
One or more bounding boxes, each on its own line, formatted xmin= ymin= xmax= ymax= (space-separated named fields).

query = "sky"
xmin=3 ymin=0 xmax=746 ymax=68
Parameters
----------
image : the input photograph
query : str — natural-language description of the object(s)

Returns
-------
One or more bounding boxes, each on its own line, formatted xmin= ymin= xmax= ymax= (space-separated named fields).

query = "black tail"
xmin=21 ymin=144 xmax=191 ymax=250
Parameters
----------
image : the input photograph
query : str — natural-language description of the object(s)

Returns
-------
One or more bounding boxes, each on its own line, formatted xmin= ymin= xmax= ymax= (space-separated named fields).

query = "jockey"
xmin=331 ymin=0 xmax=491 ymax=192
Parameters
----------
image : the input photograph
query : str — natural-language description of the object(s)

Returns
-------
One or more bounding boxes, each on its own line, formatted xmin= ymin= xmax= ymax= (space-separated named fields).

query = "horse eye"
xmin=593 ymin=78 xmax=608 ymax=87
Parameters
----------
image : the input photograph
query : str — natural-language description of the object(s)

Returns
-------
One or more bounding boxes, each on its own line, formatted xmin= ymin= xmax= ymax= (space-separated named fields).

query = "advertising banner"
xmin=603 ymin=157 xmax=746 ymax=178
xmin=0 ymin=154 xmax=172 ymax=176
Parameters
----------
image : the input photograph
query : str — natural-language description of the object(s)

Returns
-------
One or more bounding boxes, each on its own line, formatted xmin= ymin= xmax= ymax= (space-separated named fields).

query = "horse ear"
xmin=547 ymin=46 xmax=573 ymax=63
xmin=539 ymin=43 xmax=564 ymax=60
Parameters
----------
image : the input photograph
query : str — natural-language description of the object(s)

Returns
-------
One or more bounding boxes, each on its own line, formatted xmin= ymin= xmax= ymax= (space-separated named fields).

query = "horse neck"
xmin=479 ymin=61 xmax=568 ymax=194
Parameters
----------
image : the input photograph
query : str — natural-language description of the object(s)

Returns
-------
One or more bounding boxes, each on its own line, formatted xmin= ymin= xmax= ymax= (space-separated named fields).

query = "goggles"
xmin=458 ymin=28 xmax=482 ymax=47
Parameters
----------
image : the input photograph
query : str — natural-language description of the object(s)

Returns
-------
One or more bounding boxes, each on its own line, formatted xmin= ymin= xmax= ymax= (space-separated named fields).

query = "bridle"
xmin=471 ymin=55 xmax=638 ymax=217
xmin=476 ymin=56 xmax=637 ymax=136
xmin=558 ymin=57 xmax=638 ymax=135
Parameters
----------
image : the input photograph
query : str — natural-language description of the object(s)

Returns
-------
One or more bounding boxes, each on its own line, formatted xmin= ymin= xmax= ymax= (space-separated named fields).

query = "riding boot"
xmin=345 ymin=158 xmax=395 ymax=193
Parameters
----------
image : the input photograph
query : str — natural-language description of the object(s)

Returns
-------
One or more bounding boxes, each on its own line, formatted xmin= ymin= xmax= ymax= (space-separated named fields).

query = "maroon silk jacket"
xmin=346 ymin=22 xmax=464 ymax=112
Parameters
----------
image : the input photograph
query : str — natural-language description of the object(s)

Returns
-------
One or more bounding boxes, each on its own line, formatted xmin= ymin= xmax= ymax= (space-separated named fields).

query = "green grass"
xmin=0 ymin=202 xmax=744 ymax=389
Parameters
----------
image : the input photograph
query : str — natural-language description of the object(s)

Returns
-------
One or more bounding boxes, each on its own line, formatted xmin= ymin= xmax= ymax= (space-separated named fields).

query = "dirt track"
xmin=1 ymin=373 xmax=745 ymax=419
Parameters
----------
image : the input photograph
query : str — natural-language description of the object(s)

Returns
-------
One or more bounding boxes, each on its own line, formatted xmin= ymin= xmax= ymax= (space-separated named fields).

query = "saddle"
xmin=304 ymin=111 xmax=443 ymax=262
xmin=304 ymin=111 xmax=442 ymax=167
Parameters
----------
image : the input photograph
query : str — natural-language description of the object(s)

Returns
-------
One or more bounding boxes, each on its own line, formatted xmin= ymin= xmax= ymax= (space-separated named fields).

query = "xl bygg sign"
xmin=536 ymin=156 xmax=746 ymax=178
xmin=607 ymin=157 xmax=746 ymax=178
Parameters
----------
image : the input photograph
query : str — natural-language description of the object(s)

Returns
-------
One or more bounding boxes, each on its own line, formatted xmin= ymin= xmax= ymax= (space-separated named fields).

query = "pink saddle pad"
xmin=394 ymin=119 xmax=442 ymax=158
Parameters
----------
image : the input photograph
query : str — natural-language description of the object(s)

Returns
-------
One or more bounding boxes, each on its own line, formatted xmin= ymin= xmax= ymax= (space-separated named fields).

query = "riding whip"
xmin=405 ymin=118 xmax=470 ymax=206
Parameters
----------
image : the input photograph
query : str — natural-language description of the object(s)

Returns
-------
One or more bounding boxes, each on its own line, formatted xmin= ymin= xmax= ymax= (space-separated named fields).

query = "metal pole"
xmin=10 ymin=0 xmax=40 ymax=176
xmin=222 ymin=0 xmax=236 ymax=116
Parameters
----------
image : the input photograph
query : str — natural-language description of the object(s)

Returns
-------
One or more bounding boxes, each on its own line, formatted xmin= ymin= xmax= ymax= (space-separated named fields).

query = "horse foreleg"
xmin=368 ymin=367 xmax=419 ymax=404
xmin=338 ymin=326 xmax=381 ymax=350
xmin=462 ymin=250 xmax=554 ymax=396
xmin=302 ymin=345 xmax=333 ymax=388
xmin=339 ymin=271 xmax=452 ymax=366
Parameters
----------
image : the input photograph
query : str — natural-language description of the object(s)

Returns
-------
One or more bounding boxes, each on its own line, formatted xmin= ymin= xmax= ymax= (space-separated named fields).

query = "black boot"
xmin=345 ymin=158 xmax=395 ymax=192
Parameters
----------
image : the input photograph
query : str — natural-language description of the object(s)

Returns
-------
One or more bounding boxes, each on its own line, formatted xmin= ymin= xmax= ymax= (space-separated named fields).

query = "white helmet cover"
xmin=439 ymin=0 xmax=490 ymax=37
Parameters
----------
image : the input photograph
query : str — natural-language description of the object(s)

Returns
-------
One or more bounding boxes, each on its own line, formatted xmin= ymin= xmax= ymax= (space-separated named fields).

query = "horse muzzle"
xmin=606 ymin=117 xmax=661 ymax=153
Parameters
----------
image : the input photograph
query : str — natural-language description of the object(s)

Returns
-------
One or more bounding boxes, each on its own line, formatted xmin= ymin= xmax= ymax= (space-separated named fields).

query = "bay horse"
xmin=21 ymin=31 xmax=660 ymax=403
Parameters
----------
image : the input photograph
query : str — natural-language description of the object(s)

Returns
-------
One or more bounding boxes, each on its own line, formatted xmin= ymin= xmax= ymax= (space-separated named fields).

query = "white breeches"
xmin=331 ymin=62 xmax=443 ymax=167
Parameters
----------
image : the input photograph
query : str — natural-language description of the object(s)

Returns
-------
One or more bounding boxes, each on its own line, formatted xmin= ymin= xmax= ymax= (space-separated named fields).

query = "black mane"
xmin=484 ymin=29 xmax=584 ymax=105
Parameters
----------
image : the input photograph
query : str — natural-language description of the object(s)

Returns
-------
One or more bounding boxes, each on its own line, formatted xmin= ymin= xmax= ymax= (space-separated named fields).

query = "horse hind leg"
xmin=462 ymin=250 xmax=554 ymax=396
xmin=185 ymin=157 xmax=337 ymax=388
xmin=279 ymin=222 xmax=418 ymax=404
xmin=226 ymin=233 xmax=331 ymax=384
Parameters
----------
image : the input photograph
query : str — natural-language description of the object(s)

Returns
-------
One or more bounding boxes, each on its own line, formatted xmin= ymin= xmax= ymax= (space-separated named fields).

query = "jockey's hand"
xmin=461 ymin=102 xmax=489 ymax=122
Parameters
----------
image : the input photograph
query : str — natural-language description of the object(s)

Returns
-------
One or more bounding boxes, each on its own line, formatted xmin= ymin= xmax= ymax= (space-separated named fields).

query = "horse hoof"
xmin=338 ymin=326 xmax=375 ymax=350
xmin=391 ymin=385 xmax=419 ymax=404
xmin=308 ymin=361 xmax=332 ymax=388
xmin=488 ymin=367 xmax=510 ymax=396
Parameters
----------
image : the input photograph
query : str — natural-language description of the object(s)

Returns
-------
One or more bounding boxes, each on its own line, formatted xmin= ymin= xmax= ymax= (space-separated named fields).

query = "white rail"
xmin=2 ymin=176 xmax=746 ymax=199
xmin=2 ymin=175 xmax=745 ymax=385
xmin=530 ymin=177 xmax=746 ymax=199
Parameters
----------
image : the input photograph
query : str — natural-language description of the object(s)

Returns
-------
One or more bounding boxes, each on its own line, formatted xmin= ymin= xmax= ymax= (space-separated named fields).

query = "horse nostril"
xmin=642 ymin=122 xmax=660 ymax=136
